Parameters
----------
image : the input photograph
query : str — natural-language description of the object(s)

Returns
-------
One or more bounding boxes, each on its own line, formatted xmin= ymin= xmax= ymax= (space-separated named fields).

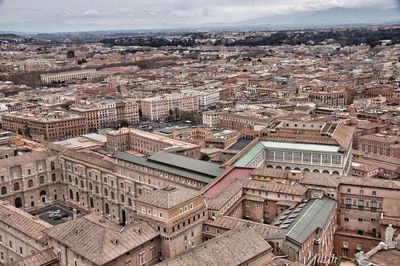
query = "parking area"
xmin=30 ymin=203 xmax=76 ymax=225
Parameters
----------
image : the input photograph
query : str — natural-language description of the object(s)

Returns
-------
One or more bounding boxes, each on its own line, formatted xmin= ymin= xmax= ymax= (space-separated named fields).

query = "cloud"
xmin=83 ymin=9 xmax=101 ymax=16
xmin=0 ymin=0 xmax=397 ymax=32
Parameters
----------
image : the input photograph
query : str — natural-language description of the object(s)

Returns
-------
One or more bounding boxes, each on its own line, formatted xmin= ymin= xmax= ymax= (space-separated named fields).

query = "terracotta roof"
xmin=0 ymin=201 xmax=51 ymax=243
xmin=137 ymin=186 xmax=201 ymax=209
xmin=156 ymin=228 xmax=272 ymax=266
xmin=43 ymin=214 xmax=158 ymax=265
xmin=243 ymin=179 xmax=308 ymax=196
xmin=10 ymin=248 xmax=58 ymax=266
xmin=331 ymin=124 xmax=355 ymax=151
xmin=205 ymin=179 xmax=244 ymax=210
xmin=204 ymin=216 xmax=282 ymax=239
xmin=48 ymin=143 xmax=115 ymax=171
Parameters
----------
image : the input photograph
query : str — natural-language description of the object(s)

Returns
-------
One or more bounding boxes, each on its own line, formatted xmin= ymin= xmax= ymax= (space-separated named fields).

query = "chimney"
xmin=72 ymin=208 xmax=77 ymax=220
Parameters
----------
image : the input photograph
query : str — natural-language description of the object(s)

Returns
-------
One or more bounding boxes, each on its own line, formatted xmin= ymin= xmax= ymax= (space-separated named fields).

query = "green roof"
xmin=268 ymin=197 xmax=336 ymax=247
xmin=114 ymin=152 xmax=222 ymax=184
xmin=148 ymin=151 xmax=223 ymax=177
xmin=234 ymin=142 xmax=265 ymax=168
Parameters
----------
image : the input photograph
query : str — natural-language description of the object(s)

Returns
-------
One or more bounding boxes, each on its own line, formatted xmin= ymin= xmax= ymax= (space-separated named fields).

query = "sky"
xmin=0 ymin=0 xmax=398 ymax=32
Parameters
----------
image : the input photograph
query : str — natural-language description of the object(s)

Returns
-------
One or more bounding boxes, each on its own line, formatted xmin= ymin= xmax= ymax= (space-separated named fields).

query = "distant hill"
xmin=236 ymin=7 xmax=400 ymax=27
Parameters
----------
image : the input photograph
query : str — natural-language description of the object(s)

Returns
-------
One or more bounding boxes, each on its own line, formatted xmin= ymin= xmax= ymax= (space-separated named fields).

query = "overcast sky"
xmin=0 ymin=0 xmax=398 ymax=32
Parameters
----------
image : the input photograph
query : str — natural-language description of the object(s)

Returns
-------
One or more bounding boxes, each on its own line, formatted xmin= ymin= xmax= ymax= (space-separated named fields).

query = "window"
xmin=216 ymin=229 xmax=221 ymax=234
xmin=356 ymin=244 xmax=362 ymax=251
xmin=345 ymin=197 xmax=352 ymax=206
xmin=139 ymin=252 xmax=145 ymax=265
xmin=358 ymin=199 xmax=365 ymax=209
xmin=371 ymin=199 xmax=378 ymax=210
xmin=347 ymin=188 xmax=351 ymax=193
xmin=191 ymin=241 xmax=195 ymax=247
xmin=13 ymin=182 xmax=20 ymax=191
xmin=344 ymin=217 xmax=349 ymax=222
xmin=372 ymin=191 xmax=376 ymax=196
xmin=358 ymin=218 xmax=363 ymax=222
xmin=1 ymin=186 xmax=6 ymax=195
xmin=142 ymin=207 xmax=146 ymax=213
xmin=246 ymin=201 xmax=250 ymax=207
xmin=360 ymin=189 xmax=364 ymax=195
xmin=343 ymin=242 xmax=348 ymax=248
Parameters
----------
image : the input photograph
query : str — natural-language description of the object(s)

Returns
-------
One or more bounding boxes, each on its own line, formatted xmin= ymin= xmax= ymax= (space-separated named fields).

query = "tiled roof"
xmin=204 ymin=216 xmax=282 ymax=239
xmin=137 ymin=186 xmax=201 ymax=209
xmin=243 ymin=179 xmax=308 ymax=196
xmin=0 ymin=201 xmax=51 ymax=243
xmin=43 ymin=214 xmax=158 ymax=265
xmin=156 ymin=228 xmax=272 ymax=266
xmin=10 ymin=248 xmax=58 ymax=266
xmin=205 ymin=179 xmax=244 ymax=210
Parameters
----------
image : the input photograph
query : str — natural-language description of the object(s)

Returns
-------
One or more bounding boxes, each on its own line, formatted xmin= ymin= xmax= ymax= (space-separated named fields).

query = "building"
xmin=1 ymin=110 xmax=87 ymax=141
xmin=106 ymin=128 xmax=201 ymax=158
xmin=135 ymin=186 xmax=207 ymax=258
xmin=43 ymin=213 xmax=160 ymax=266
xmin=228 ymin=121 xmax=354 ymax=175
xmin=40 ymin=69 xmax=97 ymax=85
xmin=157 ymin=228 xmax=275 ymax=266
xmin=141 ymin=93 xmax=199 ymax=121
xmin=0 ymin=201 xmax=52 ymax=265
xmin=202 ymin=111 xmax=225 ymax=127
xmin=70 ymin=100 xmax=139 ymax=130
xmin=308 ymin=90 xmax=350 ymax=107
xmin=218 ymin=113 xmax=270 ymax=132
xmin=357 ymin=134 xmax=400 ymax=158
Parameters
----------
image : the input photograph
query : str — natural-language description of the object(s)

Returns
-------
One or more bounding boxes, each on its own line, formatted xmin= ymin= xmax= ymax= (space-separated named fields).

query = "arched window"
xmin=51 ymin=174 xmax=56 ymax=182
xmin=276 ymin=166 xmax=282 ymax=170
xmin=69 ymin=189 xmax=74 ymax=200
xmin=80 ymin=181 xmax=84 ymax=189
xmin=15 ymin=197 xmax=22 ymax=208
xmin=14 ymin=182 xmax=20 ymax=191
xmin=312 ymin=169 xmax=320 ymax=173
xmin=50 ymin=161 xmax=55 ymax=171
xmin=332 ymin=171 xmax=340 ymax=175
xmin=76 ymin=192 xmax=80 ymax=202
xmin=95 ymin=186 xmax=99 ymax=194
xmin=303 ymin=168 xmax=310 ymax=172
xmin=1 ymin=186 xmax=6 ymax=195
xmin=39 ymin=176 xmax=45 ymax=184
xmin=28 ymin=180 xmax=34 ymax=188
xmin=74 ymin=178 xmax=78 ymax=186
xmin=121 ymin=194 xmax=125 ymax=203
xmin=68 ymin=175 xmax=72 ymax=182
xmin=90 ymin=197 xmax=94 ymax=208
xmin=266 ymin=165 xmax=273 ymax=169
xmin=105 ymin=203 xmax=110 ymax=214
xmin=111 ymin=191 xmax=115 ymax=200
xmin=89 ymin=183 xmax=93 ymax=190
xmin=128 ymin=198 xmax=132 ymax=206
xmin=322 ymin=170 xmax=330 ymax=174
xmin=104 ymin=188 xmax=108 ymax=196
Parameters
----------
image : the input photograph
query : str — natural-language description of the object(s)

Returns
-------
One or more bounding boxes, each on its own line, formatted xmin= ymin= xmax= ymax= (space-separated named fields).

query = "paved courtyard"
xmin=30 ymin=203 xmax=76 ymax=225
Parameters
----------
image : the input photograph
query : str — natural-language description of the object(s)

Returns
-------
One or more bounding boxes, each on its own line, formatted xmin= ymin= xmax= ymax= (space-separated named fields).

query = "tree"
xmin=23 ymin=123 xmax=31 ymax=138
xmin=200 ymin=154 xmax=210 ymax=161
xmin=120 ymin=119 xmax=129 ymax=128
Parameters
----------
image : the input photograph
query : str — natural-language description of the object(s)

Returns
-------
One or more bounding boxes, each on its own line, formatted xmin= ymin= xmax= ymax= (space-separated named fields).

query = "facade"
xmin=141 ymin=93 xmax=199 ymax=121
xmin=1 ymin=110 xmax=87 ymax=141
xmin=218 ymin=113 xmax=270 ymax=131
xmin=106 ymin=128 xmax=201 ymax=158
xmin=202 ymin=111 xmax=225 ymax=127
xmin=357 ymin=134 xmax=400 ymax=158
xmin=230 ymin=121 xmax=354 ymax=175
xmin=308 ymin=90 xmax=350 ymax=107
xmin=0 ymin=201 xmax=52 ymax=266
xmin=71 ymin=100 xmax=139 ymax=129
xmin=40 ymin=69 xmax=97 ymax=85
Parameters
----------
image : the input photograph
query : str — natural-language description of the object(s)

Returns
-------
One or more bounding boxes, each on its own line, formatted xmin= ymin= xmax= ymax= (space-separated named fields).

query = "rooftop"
xmin=137 ymin=186 xmax=201 ymax=209
xmin=43 ymin=214 xmax=158 ymax=265
xmin=156 ymin=228 xmax=272 ymax=266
